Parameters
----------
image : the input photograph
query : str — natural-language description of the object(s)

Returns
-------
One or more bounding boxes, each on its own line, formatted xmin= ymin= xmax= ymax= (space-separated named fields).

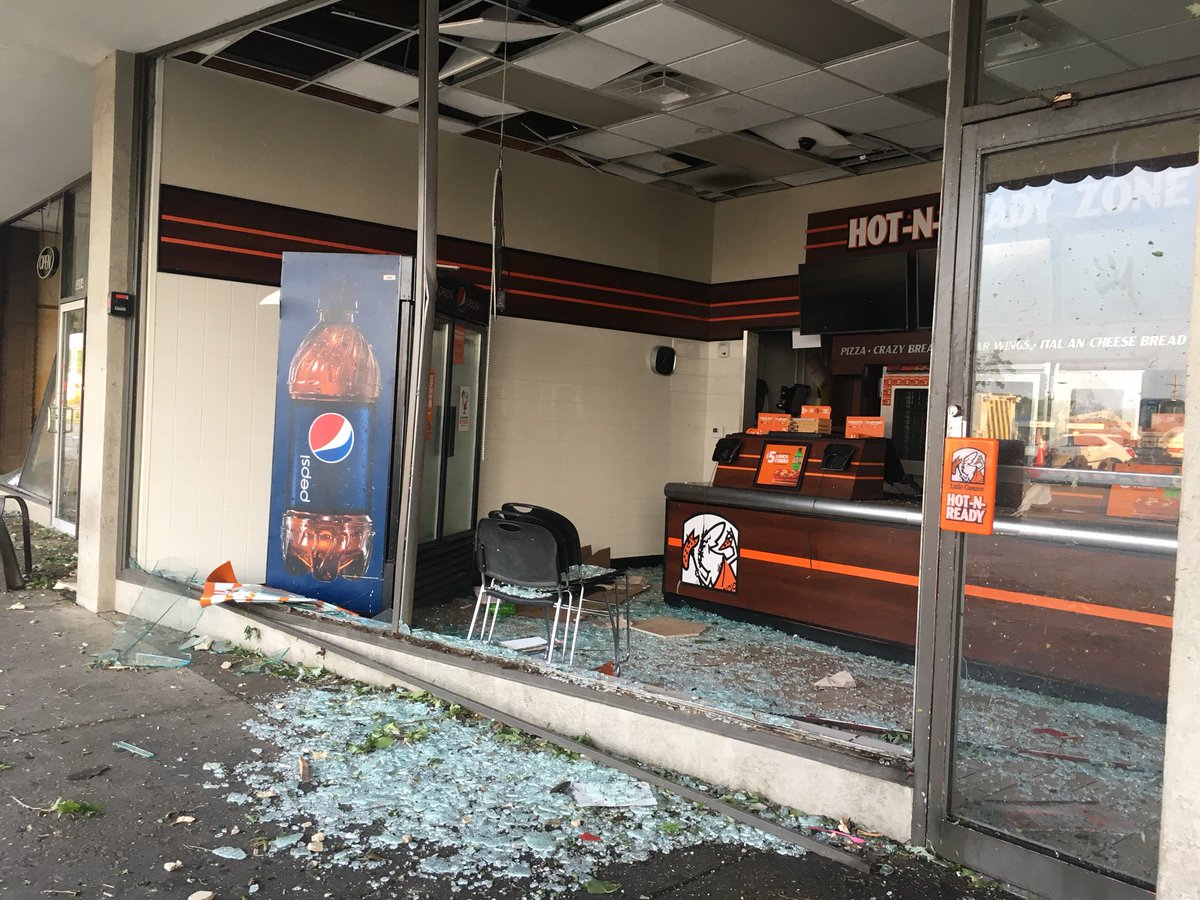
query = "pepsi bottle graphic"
xmin=281 ymin=280 xmax=381 ymax=582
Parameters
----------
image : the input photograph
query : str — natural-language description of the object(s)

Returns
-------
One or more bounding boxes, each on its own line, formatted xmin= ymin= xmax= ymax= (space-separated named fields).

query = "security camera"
xmin=798 ymin=136 xmax=817 ymax=151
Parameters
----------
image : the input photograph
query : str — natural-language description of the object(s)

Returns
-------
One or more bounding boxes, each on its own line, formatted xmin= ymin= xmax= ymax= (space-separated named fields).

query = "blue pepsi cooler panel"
xmin=266 ymin=252 xmax=409 ymax=614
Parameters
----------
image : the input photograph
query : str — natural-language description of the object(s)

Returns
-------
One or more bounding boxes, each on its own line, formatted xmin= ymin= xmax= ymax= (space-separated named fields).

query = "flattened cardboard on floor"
xmin=631 ymin=616 xmax=708 ymax=638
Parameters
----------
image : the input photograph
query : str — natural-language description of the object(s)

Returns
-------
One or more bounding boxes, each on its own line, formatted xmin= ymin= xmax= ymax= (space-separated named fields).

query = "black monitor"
xmin=799 ymin=254 xmax=910 ymax=335
xmin=914 ymin=248 xmax=937 ymax=329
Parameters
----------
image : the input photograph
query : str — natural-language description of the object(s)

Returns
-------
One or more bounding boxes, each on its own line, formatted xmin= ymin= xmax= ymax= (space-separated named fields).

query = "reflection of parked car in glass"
xmin=1067 ymin=433 xmax=1135 ymax=466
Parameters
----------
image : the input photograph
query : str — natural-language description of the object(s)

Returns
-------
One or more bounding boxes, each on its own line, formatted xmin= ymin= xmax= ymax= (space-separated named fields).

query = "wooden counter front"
xmin=664 ymin=485 xmax=1173 ymax=704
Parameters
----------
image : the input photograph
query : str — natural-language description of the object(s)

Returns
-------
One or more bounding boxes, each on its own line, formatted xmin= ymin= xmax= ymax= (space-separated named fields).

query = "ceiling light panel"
xmin=751 ymin=116 xmax=856 ymax=151
xmin=670 ymin=40 xmax=813 ymax=92
xmin=871 ymin=116 xmax=946 ymax=149
xmin=673 ymin=94 xmax=791 ymax=132
xmin=677 ymin=134 xmax=827 ymax=177
xmin=599 ymin=162 xmax=664 ymax=183
xmin=829 ymin=41 xmax=949 ymax=93
xmin=1106 ymin=18 xmax=1200 ymax=67
xmin=385 ymin=106 xmax=474 ymax=133
xmin=675 ymin=0 xmax=904 ymax=64
xmin=513 ymin=34 xmax=646 ymax=88
xmin=466 ymin=67 xmax=647 ymax=126
xmin=586 ymin=4 xmax=741 ymax=64
xmin=561 ymin=130 xmax=658 ymax=159
xmin=987 ymin=43 xmax=1130 ymax=91
xmin=623 ymin=151 xmax=695 ymax=174
xmin=810 ymin=95 xmax=932 ymax=132
xmin=320 ymin=61 xmax=419 ymax=107
xmin=777 ymin=168 xmax=851 ymax=186
xmin=746 ymin=69 xmax=875 ymax=115
xmin=1040 ymin=0 xmax=1195 ymax=42
xmin=439 ymin=18 xmax=563 ymax=41
xmin=440 ymin=86 xmax=522 ymax=119
xmin=669 ymin=164 xmax=760 ymax=192
xmin=607 ymin=114 xmax=714 ymax=147
xmin=852 ymin=0 xmax=951 ymax=39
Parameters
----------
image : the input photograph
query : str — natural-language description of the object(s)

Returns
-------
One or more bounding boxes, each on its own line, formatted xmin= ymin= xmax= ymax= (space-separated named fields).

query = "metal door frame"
xmin=428 ymin=315 xmax=487 ymax=543
xmin=914 ymin=28 xmax=1200 ymax=897
xmin=51 ymin=298 xmax=86 ymax=535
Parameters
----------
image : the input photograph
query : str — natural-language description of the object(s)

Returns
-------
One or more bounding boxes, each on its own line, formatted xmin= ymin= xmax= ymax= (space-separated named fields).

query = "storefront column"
xmin=1156 ymin=140 xmax=1200 ymax=900
xmin=75 ymin=51 xmax=136 ymax=613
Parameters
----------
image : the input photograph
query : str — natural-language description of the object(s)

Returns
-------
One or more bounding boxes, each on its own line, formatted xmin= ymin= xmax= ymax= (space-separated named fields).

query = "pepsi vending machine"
xmin=266 ymin=252 xmax=411 ymax=614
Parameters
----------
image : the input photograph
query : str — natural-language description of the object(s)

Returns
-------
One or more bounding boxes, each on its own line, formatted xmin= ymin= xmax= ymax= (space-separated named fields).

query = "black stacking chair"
xmin=469 ymin=517 xmax=578 ymax=663
xmin=500 ymin=502 xmax=631 ymax=671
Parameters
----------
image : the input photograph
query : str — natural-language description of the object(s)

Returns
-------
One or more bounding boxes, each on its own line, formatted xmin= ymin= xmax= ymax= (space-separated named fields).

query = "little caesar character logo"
xmin=940 ymin=438 xmax=999 ymax=535
xmin=950 ymin=447 xmax=987 ymax=484
xmin=681 ymin=515 xmax=738 ymax=593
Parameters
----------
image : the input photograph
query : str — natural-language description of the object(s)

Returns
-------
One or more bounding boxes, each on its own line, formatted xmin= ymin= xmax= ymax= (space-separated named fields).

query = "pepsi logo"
xmin=308 ymin=413 xmax=355 ymax=464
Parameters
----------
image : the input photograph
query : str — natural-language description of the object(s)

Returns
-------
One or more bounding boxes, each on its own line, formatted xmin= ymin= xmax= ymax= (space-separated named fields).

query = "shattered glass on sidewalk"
xmin=97 ymin=579 xmax=204 ymax=668
xmin=224 ymin=685 xmax=806 ymax=897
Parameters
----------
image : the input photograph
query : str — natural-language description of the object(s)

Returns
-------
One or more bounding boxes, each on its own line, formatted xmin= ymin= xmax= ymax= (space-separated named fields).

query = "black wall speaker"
xmin=652 ymin=345 xmax=676 ymax=376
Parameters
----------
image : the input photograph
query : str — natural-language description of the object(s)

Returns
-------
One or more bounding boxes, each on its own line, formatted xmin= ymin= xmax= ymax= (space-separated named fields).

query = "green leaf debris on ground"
xmin=49 ymin=798 xmax=104 ymax=818
xmin=584 ymin=879 xmax=621 ymax=894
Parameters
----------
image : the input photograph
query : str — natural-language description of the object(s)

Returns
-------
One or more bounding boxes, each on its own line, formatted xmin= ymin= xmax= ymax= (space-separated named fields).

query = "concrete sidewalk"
xmin=0 ymin=586 xmax=1014 ymax=900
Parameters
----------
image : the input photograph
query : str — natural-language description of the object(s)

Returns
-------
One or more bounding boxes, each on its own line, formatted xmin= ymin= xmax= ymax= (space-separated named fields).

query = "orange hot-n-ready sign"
xmin=940 ymin=437 xmax=999 ymax=535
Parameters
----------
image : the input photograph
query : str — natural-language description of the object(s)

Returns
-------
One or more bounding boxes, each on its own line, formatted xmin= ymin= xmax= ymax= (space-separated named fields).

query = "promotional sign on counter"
xmin=266 ymin=252 xmax=410 ymax=614
xmin=939 ymin=437 xmax=999 ymax=535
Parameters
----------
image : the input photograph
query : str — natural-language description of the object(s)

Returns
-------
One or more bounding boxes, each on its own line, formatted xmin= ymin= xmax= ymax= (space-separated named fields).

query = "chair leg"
xmin=486 ymin=592 xmax=502 ymax=642
xmin=568 ymin=585 xmax=585 ymax=664
xmin=547 ymin=595 xmax=564 ymax=663
xmin=467 ymin=584 xmax=488 ymax=640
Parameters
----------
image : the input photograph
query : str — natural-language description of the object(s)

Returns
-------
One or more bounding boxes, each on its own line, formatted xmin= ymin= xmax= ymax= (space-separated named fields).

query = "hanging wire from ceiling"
xmin=479 ymin=0 xmax=510 ymax=464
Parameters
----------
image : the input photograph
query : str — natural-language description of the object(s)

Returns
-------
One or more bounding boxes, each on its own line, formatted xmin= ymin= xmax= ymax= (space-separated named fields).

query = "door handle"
xmin=64 ymin=407 xmax=75 ymax=433
xmin=946 ymin=404 xmax=966 ymax=439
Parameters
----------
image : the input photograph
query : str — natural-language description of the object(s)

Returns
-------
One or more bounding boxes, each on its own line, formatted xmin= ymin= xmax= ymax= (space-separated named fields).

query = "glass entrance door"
xmin=923 ymin=86 xmax=1199 ymax=899
xmin=52 ymin=303 xmax=85 ymax=533
xmin=412 ymin=318 xmax=487 ymax=606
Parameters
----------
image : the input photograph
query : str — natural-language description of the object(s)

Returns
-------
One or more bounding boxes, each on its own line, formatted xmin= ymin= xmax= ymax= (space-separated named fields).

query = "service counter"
xmin=663 ymin=432 xmax=1176 ymax=703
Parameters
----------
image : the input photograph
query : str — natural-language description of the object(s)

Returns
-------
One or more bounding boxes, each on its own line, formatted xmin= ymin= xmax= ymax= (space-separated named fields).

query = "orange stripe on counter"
xmin=810 ymin=558 xmax=919 ymax=587
xmin=964 ymin=584 xmax=1172 ymax=629
xmin=715 ymin=464 xmax=757 ymax=472
xmin=742 ymin=548 xmax=811 ymax=568
xmin=666 ymin=536 xmax=1171 ymax=628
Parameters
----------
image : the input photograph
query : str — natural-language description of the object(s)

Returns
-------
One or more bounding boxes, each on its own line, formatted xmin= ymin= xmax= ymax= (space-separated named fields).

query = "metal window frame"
xmin=916 ymin=2 xmax=1200 ymax=895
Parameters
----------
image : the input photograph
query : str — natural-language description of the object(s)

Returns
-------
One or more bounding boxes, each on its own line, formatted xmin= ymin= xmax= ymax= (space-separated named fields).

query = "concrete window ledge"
xmin=113 ymin=575 xmax=914 ymax=842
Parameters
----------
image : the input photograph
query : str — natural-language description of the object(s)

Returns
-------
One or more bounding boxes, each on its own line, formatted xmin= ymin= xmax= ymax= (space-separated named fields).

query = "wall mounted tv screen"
xmin=799 ymin=254 xmax=910 ymax=335
xmin=915 ymin=248 xmax=936 ymax=329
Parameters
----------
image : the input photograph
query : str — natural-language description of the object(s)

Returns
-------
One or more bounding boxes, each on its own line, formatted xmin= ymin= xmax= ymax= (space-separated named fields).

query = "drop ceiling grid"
xmin=178 ymin=0 xmax=962 ymax=199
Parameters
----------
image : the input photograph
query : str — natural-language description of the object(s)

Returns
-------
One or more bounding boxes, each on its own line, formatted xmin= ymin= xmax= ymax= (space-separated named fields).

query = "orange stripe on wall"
xmin=805 ymin=223 xmax=849 ymax=234
xmin=161 ymin=236 xmax=282 ymax=259
xmin=804 ymin=239 xmax=849 ymax=250
xmin=162 ymin=214 xmax=391 ymax=254
xmin=164 ymin=214 xmax=789 ymax=311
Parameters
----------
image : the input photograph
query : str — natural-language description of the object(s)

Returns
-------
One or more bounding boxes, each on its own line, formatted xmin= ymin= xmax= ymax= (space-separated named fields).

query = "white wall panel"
xmin=136 ymin=273 xmax=277 ymax=581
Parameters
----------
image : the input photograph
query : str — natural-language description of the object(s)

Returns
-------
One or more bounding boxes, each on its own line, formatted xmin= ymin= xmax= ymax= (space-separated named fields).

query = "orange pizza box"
xmin=845 ymin=416 xmax=885 ymax=438
xmin=757 ymin=412 xmax=793 ymax=432
xmin=800 ymin=405 xmax=832 ymax=418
